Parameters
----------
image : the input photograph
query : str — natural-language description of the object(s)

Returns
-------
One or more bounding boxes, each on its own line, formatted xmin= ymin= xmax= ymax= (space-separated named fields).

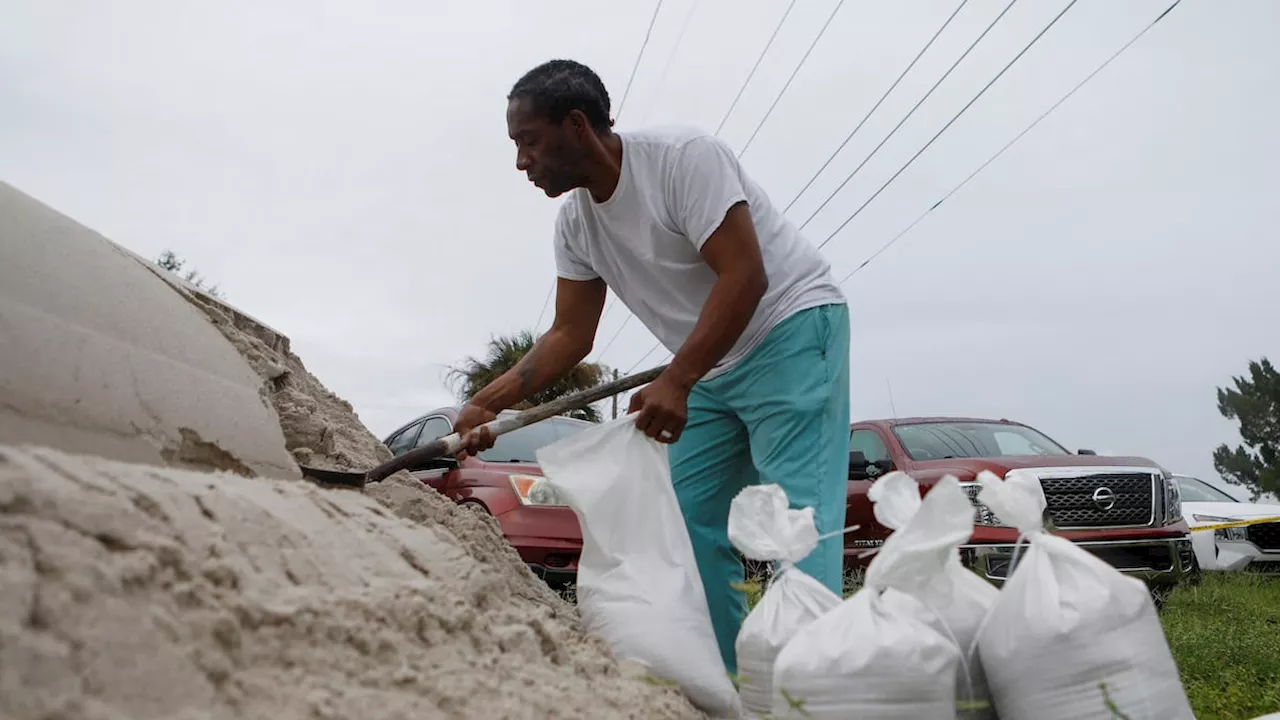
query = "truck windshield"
xmin=479 ymin=416 xmax=592 ymax=464
xmin=892 ymin=421 xmax=1070 ymax=461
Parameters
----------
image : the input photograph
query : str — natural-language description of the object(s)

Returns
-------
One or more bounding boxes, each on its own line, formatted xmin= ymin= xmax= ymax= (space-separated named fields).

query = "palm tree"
xmin=448 ymin=330 xmax=608 ymax=422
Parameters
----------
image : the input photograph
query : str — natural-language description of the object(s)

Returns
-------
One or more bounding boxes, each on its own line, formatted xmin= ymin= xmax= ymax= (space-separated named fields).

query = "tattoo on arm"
xmin=515 ymin=342 xmax=542 ymax=395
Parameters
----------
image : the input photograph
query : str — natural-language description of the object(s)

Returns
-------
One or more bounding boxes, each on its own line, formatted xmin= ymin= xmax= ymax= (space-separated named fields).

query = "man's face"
xmin=506 ymin=97 xmax=589 ymax=198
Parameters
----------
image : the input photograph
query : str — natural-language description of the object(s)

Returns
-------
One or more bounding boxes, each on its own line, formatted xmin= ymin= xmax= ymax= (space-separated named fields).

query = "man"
xmin=455 ymin=58 xmax=850 ymax=674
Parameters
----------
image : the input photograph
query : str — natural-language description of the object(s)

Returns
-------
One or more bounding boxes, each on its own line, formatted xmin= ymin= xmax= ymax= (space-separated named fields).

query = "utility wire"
xmin=816 ymin=0 xmax=1080 ymax=251
xmin=536 ymin=0 xmax=665 ymax=334
xmin=598 ymin=0 xmax=697 ymax=331
xmin=595 ymin=313 xmax=635 ymax=362
xmin=737 ymin=0 xmax=848 ymax=159
xmin=625 ymin=338 xmax=667 ymax=374
xmin=639 ymin=0 xmax=702 ymax=126
xmin=839 ymin=0 xmax=1184 ymax=285
xmin=600 ymin=0 xmax=799 ymax=358
xmin=715 ymin=0 xmax=800 ymax=136
xmin=616 ymin=0 xmax=667 ymax=122
xmin=782 ymin=0 xmax=971 ymax=214
xmin=533 ymin=283 xmax=554 ymax=332
xmin=619 ymin=0 xmax=991 ymax=372
xmin=797 ymin=0 xmax=1018 ymax=233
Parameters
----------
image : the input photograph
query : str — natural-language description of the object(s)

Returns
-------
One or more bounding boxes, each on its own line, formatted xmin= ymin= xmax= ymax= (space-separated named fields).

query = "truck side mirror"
xmin=1077 ymin=448 xmax=1097 ymax=456
xmin=848 ymin=450 xmax=871 ymax=480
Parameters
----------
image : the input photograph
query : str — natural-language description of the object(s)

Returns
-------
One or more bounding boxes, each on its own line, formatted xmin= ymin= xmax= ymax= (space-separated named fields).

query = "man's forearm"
xmin=471 ymin=327 xmax=590 ymax=411
xmin=666 ymin=268 xmax=767 ymax=389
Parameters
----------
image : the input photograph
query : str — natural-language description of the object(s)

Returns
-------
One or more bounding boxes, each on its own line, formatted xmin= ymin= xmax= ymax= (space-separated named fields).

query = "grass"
xmin=1160 ymin=572 xmax=1280 ymax=719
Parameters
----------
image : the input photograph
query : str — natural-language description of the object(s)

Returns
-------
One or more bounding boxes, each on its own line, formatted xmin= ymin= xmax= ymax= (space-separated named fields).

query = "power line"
xmin=617 ymin=0 xmax=988 ymax=373
xmin=796 ymin=0 xmax=1018 ymax=232
xmin=638 ymin=0 xmax=702 ymax=126
xmin=625 ymin=338 xmax=667 ymax=374
xmin=715 ymin=0 xmax=800 ymax=136
xmin=534 ymin=0 xmax=666 ymax=335
xmin=838 ymin=0 xmax=1184 ymax=285
xmin=595 ymin=313 xmax=635 ymax=363
xmin=816 ymin=0 xmax=1081 ymax=251
xmin=615 ymin=0 xmax=668 ymax=123
xmin=782 ymin=0 xmax=971 ymax=214
xmin=533 ymin=283 xmax=554 ymax=331
xmin=600 ymin=0 xmax=799 ymax=359
xmin=736 ymin=0 xmax=849 ymax=159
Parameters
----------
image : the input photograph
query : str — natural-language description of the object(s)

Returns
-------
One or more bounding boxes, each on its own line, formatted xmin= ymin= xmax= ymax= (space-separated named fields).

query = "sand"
xmin=0 ymin=444 xmax=702 ymax=720
xmin=0 ymin=276 xmax=705 ymax=718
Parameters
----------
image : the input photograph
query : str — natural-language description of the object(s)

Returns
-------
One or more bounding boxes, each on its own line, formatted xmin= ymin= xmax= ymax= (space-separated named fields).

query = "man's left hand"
xmin=629 ymin=372 xmax=691 ymax=444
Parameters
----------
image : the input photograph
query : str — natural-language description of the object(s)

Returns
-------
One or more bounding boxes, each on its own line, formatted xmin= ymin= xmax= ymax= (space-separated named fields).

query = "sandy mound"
xmin=182 ymin=290 xmax=580 ymax=620
xmin=0 ymin=444 xmax=703 ymax=719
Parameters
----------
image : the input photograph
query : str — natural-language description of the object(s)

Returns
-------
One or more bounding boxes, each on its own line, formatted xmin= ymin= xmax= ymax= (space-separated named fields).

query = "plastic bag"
xmin=535 ymin=415 xmax=743 ymax=719
xmin=975 ymin=469 xmax=1194 ymax=720
xmin=727 ymin=484 xmax=842 ymax=717
xmin=869 ymin=472 xmax=1000 ymax=719
xmin=771 ymin=477 xmax=978 ymax=719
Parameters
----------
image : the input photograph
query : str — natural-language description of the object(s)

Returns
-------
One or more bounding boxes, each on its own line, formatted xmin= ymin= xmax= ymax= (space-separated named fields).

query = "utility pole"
xmin=611 ymin=368 xmax=620 ymax=419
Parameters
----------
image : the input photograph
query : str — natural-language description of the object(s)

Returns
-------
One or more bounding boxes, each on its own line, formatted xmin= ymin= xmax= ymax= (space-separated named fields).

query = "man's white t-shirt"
xmin=553 ymin=126 xmax=847 ymax=379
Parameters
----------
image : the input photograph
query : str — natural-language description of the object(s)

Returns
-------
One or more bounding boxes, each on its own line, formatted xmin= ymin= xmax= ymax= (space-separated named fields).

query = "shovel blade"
xmin=299 ymin=465 xmax=366 ymax=488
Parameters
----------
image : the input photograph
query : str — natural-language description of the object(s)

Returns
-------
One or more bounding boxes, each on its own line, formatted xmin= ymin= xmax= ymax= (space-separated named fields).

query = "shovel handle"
xmin=365 ymin=364 xmax=668 ymax=482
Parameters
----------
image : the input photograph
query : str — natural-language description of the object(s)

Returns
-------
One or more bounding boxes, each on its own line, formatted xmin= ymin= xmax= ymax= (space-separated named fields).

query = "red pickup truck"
xmin=844 ymin=416 xmax=1197 ymax=591
xmin=384 ymin=410 xmax=1196 ymax=592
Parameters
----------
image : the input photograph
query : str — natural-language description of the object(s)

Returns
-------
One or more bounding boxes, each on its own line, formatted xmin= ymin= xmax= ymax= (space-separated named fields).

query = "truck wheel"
xmin=459 ymin=501 xmax=490 ymax=516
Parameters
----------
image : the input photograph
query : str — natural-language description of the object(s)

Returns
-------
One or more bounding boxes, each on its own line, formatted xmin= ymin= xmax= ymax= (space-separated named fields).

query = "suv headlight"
xmin=508 ymin=474 xmax=565 ymax=507
xmin=1163 ymin=473 xmax=1183 ymax=524
xmin=1193 ymin=514 xmax=1248 ymax=542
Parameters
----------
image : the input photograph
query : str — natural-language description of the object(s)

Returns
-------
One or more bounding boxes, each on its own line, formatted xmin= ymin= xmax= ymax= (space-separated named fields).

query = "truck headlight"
xmin=960 ymin=482 xmax=1005 ymax=527
xmin=1163 ymin=473 xmax=1182 ymax=524
xmin=508 ymin=474 xmax=566 ymax=507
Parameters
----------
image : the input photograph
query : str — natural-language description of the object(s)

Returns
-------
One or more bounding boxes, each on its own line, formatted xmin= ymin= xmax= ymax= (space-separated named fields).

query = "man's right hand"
xmin=454 ymin=402 xmax=498 ymax=460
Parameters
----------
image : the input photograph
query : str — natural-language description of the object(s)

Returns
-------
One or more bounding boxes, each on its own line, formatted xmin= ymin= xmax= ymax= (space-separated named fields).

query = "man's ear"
xmin=566 ymin=109 xmax=591 ymax=139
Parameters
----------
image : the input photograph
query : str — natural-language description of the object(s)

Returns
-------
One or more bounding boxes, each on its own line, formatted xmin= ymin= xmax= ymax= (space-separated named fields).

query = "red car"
xmin=382 ymin=407 xmax=589 ymax=586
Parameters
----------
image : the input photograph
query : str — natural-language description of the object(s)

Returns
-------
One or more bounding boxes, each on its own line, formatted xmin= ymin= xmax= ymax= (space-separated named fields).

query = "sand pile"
xmin=0 ymin=444 xmax=702 ymax=720
xmin=0 ymin=279 xmax=705 ymax=718
xmin=182 ymin=290 xmax=579 ymax=619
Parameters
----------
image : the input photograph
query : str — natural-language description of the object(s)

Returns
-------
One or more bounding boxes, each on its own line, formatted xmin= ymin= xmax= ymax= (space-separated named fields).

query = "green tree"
xmin=1213 ymin=357 xmax=1280 ymax=500
xmin=156 ymin=250 xmax=224 ymax=298
xmin=448 ymin=330 xmax=608 ymax=422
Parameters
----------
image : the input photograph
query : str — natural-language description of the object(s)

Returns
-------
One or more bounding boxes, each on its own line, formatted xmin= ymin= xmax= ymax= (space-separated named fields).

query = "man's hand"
xmin=454 ymin=402 xmax=498 ymax=460
xmin=629 ymin=371 xmax=692 ymax=444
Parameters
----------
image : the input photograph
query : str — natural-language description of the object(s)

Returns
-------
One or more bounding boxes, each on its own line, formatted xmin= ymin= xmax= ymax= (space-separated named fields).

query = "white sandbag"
xmin=728 ymin=484 xmax=842 ymax=717
xmin=975 ymin=469 xmax=1194 ymax=720
xmin=536 ymin=414 xmax=742 ymax=719
xmin=869 ymin=472 xmax=1000 ymax=720
xmin=771 ymin=477 xmax=979 ymax=719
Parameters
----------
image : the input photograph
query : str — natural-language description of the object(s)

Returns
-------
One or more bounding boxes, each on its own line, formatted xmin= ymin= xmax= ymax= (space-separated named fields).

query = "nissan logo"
xmin=1092 ymin=486 xmax=1117 ymax=511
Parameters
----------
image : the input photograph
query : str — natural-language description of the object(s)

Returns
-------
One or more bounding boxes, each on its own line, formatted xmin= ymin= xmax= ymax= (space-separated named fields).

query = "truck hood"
xmin=910 ymin=454 xmax=1162 ymax=481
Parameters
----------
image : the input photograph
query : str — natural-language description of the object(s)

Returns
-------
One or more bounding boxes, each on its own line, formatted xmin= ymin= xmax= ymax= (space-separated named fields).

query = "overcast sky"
xmin=3 ymin=0 xmax=1276 ymax=500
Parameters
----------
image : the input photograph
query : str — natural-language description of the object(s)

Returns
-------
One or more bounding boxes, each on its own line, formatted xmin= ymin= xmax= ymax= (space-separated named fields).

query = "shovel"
xmin=298 ymin=364 xmax=668 ymax=488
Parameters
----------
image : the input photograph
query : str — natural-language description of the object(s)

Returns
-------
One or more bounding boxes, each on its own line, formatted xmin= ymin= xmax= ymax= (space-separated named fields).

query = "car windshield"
xmin=479 ymin=416 xmax=592 ymax=463
xmin=892 ymin=421 xmax=1070 ymax=461
xmin=1176 ymin=476 xmax=1237 ymax=503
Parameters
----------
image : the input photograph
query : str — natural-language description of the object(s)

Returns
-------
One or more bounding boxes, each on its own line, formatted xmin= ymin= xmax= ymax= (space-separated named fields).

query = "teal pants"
xmin=668 ymin=303 xmax=851 ymax=675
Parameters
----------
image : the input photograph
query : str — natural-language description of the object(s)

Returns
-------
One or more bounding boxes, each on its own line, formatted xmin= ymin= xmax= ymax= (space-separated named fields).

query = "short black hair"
xmin=509 ymin=59 xmax=612 ymax=133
